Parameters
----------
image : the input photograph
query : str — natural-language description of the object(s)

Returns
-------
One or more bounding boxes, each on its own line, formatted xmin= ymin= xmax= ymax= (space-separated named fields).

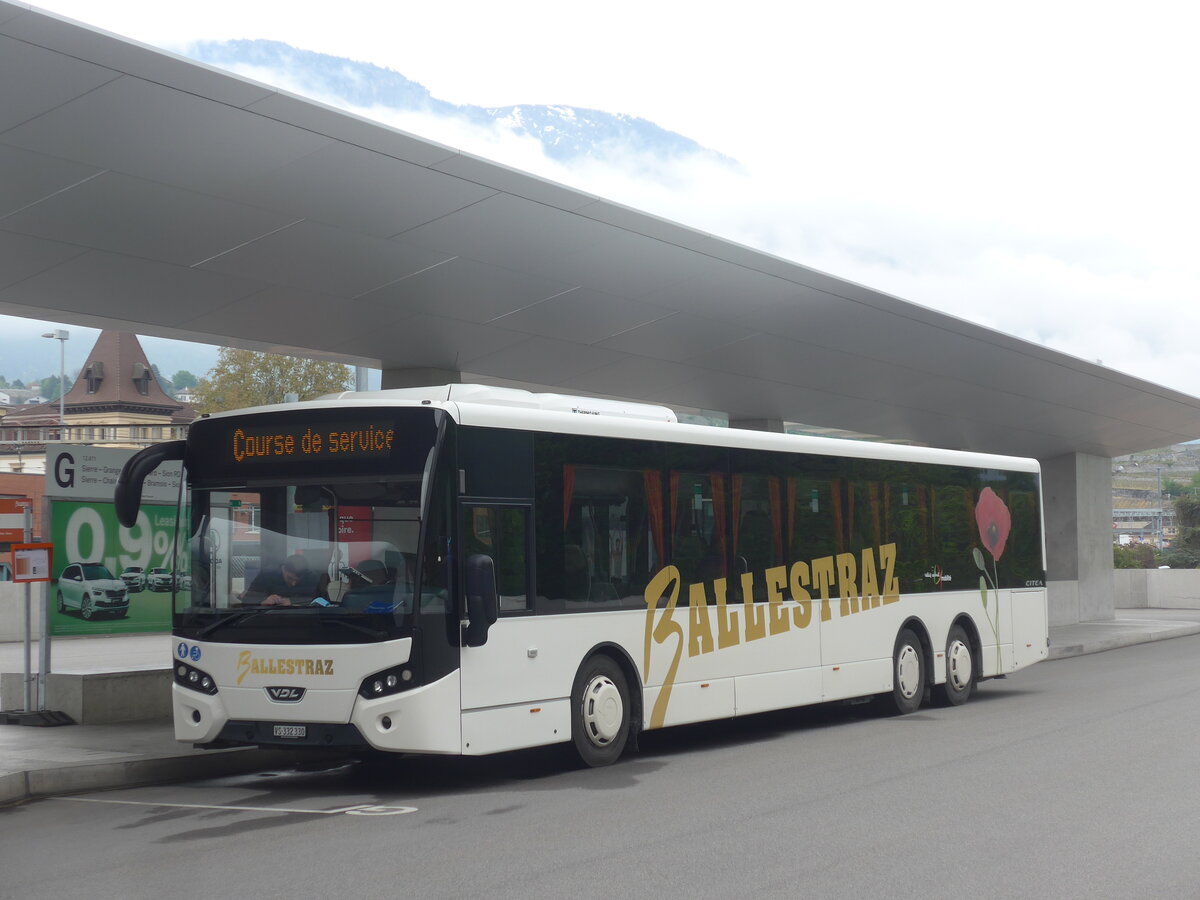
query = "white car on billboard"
xmin=147 ymin=566 xmax=174 ymax=591
xmin=56 ymin=563 xmax=129 ymax=619
xmin=120 ymin=565 xmax=146 ymax=592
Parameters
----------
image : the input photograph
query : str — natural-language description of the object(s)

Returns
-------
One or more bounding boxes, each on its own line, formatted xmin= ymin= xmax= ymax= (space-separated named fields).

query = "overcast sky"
xmin=9 ymin=0 xmax=1200 ymax=400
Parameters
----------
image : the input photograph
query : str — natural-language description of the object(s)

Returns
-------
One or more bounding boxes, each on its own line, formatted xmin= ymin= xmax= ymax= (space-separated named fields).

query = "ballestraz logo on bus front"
xmin=642 ymin=542 xmax=901 ymax=729
xmin=236 ymin=651 xmax=335 ymax=685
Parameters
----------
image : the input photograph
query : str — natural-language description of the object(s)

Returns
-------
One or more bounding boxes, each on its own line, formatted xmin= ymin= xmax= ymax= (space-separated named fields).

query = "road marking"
xmin=51 ymin=797 xmax=417 ymax=816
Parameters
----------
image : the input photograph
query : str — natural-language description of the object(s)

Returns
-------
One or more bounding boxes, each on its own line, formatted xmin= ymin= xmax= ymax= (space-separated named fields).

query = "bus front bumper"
xmin=174 ymin=671 xmax=462 ymax=755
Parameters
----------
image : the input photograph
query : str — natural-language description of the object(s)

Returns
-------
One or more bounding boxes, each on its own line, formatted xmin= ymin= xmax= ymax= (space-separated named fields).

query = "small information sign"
xmin=0 ymin=498 xmax=31 ymax=542
xmin=12 ymin=543 xmax=54 ymax=583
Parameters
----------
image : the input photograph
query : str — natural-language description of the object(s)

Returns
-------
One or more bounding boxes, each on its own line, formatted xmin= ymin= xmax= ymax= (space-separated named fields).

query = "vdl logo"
xmin=265 ymin=686 xmax=306 ymax=702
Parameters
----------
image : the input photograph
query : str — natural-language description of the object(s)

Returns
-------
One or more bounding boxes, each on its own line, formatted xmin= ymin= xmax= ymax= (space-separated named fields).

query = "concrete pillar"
xmin=1040 ymin=451 xmax=1114 ymax=626
xmin=729 ymin=418 xmax=786 ymax=434
xmin=380 ymin=367 xmax=462 ymax=390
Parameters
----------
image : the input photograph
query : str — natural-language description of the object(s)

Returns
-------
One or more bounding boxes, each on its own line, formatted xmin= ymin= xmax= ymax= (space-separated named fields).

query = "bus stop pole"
xmin=36 ymin=497 xmax=50 ymax=709
xmin=22 ymin=585 xmax=32 ymax=710
xmin=22 ymin=507 xmax=32 ymax=711
xmin=38 ymin=578 xmax=50 ymax=710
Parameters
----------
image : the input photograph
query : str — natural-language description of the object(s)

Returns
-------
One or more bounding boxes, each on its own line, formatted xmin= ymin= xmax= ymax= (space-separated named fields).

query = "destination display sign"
xmin=226 ymin=421 xmax=397 ymax=465
xmin=187 ymin=407 xmax=441 ymax=485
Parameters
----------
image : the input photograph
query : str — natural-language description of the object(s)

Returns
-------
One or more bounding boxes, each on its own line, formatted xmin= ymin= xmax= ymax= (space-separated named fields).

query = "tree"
xmin=1161 ymin=477 xmax=1186 ymax=497
xmin=191 ymin=348 xmax=353 ymax=414
xmin=39 ymin=373 xmax=74 ymax=401
xmin=1113 ymin=542 xmax=1156 ymax=569
xmin=171 ymin=370 xmax=198 ymax=390
xmin=1157 ymin=547 xmax=1200 ymax=569
xmin=1171 ymin=493 xmax=1200 ymax=551
xmin=149 ymin=363 xmax=174 ymax=395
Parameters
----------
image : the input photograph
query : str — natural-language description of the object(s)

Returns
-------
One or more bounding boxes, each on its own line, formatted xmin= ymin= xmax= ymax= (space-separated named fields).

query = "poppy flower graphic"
xmin=973 ymin=487 xmax=1013 ymax=673
xmin=975 ymin=488 xmax=1012 ymax=562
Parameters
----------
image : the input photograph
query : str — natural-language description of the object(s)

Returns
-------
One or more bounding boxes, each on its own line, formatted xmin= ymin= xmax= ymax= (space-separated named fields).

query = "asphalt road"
xmin=3 ymin=636 xmax=1199 ymax=900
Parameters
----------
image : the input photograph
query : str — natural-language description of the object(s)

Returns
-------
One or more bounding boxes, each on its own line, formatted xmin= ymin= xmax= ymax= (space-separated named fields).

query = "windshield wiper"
xmin=195 ymin=607 xmax=285 ymax=638
xmin=317 ymin=616 xmax=388 ymax=640
xmin=194 ymin=607 xmax=388 ymax=640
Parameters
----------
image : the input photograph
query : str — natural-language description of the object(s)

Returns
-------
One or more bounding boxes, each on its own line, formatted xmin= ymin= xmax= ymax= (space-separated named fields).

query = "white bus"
xmin=116 ymin=384 xmax=1048 ymax=767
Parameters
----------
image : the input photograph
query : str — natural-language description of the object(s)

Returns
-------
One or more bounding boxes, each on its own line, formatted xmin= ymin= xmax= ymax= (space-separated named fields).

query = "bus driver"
xmin=241 ymin=554 xmax=321 ymax=606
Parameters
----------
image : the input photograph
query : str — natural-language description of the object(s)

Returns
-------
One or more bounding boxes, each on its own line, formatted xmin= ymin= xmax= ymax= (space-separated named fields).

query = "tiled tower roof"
xmin=6 ymin=331 xmax=195 ymax=424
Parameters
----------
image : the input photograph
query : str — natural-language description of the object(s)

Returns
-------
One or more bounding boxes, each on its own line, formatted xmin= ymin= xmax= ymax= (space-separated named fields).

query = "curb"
xmin=1047 ymin=622 xmax=1200 ymax=661
xmin=0 ymin=745 xmax=347 ymax=806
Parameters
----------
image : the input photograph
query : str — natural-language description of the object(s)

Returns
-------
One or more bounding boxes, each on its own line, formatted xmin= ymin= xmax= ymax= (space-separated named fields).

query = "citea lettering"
xmin=643 ymin=543 xmax=902 ymax=729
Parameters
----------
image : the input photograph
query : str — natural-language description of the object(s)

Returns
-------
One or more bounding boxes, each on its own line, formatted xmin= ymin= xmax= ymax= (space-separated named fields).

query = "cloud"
xmin=282 ymin=80 xmax=1200 ymax=402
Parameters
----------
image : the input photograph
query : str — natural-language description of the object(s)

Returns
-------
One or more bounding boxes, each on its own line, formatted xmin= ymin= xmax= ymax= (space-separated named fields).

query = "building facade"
xmin=0 ymin=331 xmax=195 ymax=475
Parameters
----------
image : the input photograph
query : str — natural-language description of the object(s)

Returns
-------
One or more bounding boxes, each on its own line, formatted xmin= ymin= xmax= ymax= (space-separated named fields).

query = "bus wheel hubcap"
xmin=582 ymin=675 xmax=623 ymax=746
xmin=897 ymin=645 xmax=920 ymax=698
xmin=947 ymin=640 xmax=972 ymax=691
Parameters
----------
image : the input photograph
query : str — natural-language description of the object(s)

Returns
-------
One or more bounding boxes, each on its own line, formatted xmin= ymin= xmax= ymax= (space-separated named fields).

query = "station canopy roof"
xmin=4 ymin=1 xmax=1200 ymax=461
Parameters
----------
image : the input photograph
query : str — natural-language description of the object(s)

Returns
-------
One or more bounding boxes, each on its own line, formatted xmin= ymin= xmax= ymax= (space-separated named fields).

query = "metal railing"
xmin=0 ymin=422 xmax=190 ymax=448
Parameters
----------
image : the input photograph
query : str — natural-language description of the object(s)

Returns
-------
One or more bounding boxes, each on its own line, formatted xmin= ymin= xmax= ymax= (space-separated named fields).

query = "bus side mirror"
xmin=463 ymin=554 xmax=498 ymax=647
xmin=115 ymin=440 xmax=186 ymax=528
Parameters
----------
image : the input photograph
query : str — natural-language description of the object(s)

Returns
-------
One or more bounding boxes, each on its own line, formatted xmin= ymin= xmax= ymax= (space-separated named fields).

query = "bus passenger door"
xmin=458 ymin=503 xmax=553 ymax=754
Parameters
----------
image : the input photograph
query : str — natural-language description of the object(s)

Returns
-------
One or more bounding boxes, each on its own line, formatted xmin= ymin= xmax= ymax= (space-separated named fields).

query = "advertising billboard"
xmin=45 ymin=445 xmax=183 ymax=636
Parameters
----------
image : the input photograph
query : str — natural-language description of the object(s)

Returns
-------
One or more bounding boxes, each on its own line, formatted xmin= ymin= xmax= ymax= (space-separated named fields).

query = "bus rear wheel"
xmin=938 ymin=624 xmax=975 ymax=706
xmin=571 ymin=655 xmax=630 ymax=767
xmin=885 ymin=628 xmax=925 ymax=715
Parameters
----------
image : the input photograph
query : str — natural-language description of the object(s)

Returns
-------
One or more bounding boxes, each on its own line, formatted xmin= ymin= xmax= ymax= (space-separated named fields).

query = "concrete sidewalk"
xmin=3 ymin=609 xmax=1200 ymax=806
xmin=1046 ymin=608 xmax=1200 ymax=659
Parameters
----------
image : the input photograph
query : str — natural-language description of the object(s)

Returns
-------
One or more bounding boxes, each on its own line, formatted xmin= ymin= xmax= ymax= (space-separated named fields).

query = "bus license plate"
xmin=272 ymin=724 xmax=306 ymax=739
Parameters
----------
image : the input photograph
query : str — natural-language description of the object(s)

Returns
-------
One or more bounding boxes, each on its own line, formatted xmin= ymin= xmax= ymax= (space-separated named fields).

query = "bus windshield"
xmin=169 ymin=405 xmax=449 ymax=643
xmin=176 ymin=477 xmax=444 ymax=643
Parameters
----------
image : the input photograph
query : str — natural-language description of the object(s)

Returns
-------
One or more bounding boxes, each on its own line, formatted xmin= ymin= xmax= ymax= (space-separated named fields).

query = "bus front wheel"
xmin=571 ymin=655 xmax=630 ymax=767
xmin=885 ymin=628 xmax=925 ymax=715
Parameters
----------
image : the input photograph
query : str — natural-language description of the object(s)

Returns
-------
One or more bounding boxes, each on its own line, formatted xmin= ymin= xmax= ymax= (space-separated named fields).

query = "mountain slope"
xmin=185 ymin=39 xmax=732 ymax=165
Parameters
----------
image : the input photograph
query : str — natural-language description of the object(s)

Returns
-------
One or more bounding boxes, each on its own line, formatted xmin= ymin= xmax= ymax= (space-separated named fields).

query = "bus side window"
xmin=670 ymin=471 xmax=727 ymax=591
xmin=732 ymin=472 xmax=784 ymax=601
xmin=463 ymin=505 xmax=530 ymax=613
xmin=561 ymin=465 xmax=662 ymax=607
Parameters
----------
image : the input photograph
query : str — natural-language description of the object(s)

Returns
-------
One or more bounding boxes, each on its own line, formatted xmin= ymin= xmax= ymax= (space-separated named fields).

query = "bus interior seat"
xmin=293 ymin=484 xmax=323 ymax=507
xmin=564 ymin=544 xmax=588 ymax=600
xmin=588 ymin=580 xmax=618 ymax=602
xmin=383 ymin=550 xmax=415 ymax=588
xmin=356 ymin=559 xmax=393 ymax=584
xmin=738 ymin=510 xmax=773 ymax=571
xmin=340 ymin=586 xmax=399 ymax=611
xmin=673 ymin=534 xmax=705 ymax=583
xmin=698 ymin=553 xmax=725 ymax=583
